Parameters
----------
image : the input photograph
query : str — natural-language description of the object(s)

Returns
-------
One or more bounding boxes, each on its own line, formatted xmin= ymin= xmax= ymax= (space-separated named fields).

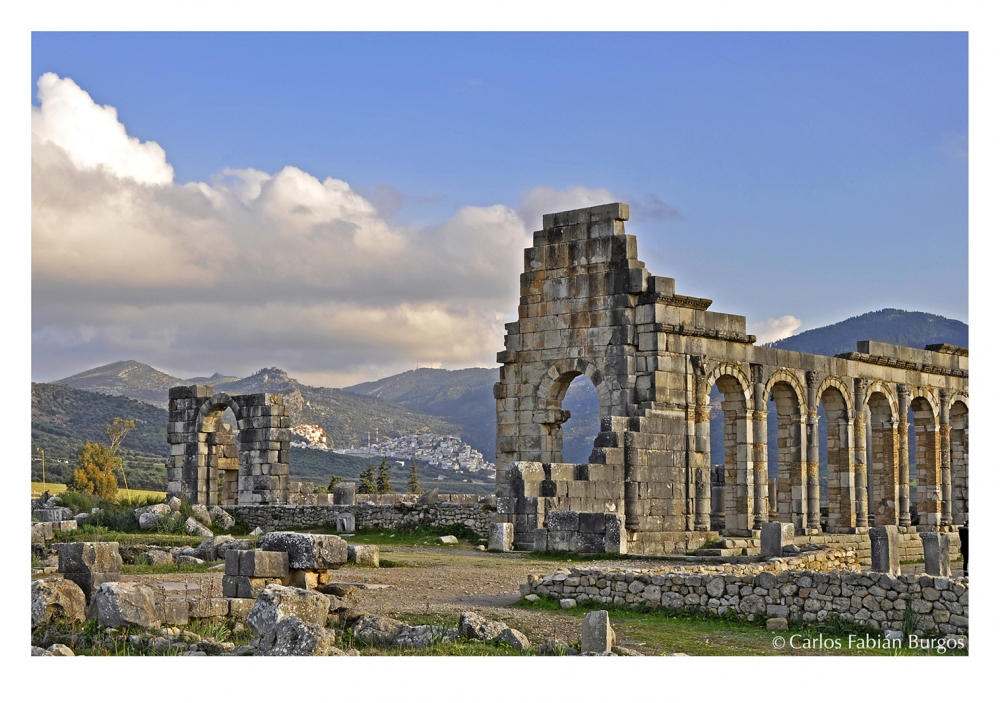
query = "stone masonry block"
xmin=240 ymin=550 xmax=290 ymax=578
xmin=57 ymin=542 xmax=123 ymax=574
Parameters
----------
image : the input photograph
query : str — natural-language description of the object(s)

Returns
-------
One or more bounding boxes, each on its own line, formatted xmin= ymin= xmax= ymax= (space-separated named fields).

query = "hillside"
xmin=53 ymin=360 xmax=187 ymax=408
xmin=31 ymin=383 xmax=170 ymax=490
xmin=47 ymin=364 xmax=461 ymax=452
xmin=30 ymin=383 xmax=482 ymax=494
xmin=345 ymin=368 xmax=498 ymax=458
xmin=766 ymin=308 xmax=968 ymax=357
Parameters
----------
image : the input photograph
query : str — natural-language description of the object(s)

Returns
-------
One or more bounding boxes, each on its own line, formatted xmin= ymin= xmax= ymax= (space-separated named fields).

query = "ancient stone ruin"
xmin=495 ymin=203 xmax=969 ymax=554
xmin=166 ymin=385 xmax=291 ymax=505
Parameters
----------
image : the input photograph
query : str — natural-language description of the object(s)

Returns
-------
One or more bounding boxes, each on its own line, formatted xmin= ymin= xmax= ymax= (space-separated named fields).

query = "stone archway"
xmin=167 ymin=385 xmax=291 ymax=506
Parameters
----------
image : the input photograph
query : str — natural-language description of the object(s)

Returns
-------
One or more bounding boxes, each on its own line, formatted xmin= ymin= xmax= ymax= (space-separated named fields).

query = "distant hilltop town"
xmin=290 ymin=425 xmax=496 ymax=477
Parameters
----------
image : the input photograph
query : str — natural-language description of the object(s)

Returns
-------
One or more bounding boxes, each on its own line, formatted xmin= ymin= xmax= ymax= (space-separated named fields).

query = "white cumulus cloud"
xmin=31 ymin=74 xmax=532 ymax=386
xmin=748 ymin=315 xmax=803 ymax=344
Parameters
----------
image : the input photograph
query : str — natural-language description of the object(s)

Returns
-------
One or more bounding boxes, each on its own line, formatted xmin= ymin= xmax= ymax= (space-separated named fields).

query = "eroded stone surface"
xmin=31 ymin=578 xmax=87 ymax=627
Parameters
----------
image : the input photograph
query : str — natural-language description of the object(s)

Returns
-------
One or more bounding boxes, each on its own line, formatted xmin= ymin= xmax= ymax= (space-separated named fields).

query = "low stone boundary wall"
xmin=232 ymin=502 xmax=496 ymax=536
xmin=522 ymin=554 xmax=967 ymax=638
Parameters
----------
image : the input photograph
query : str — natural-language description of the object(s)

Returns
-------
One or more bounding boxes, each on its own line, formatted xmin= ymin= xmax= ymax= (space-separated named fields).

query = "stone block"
xmin=870 ymin=526 xmax=901 ymax=576
xmin=258 ymin=616 xmax=344 ymax=656
xmin=347 ymin=545 xmax=380 ymax=567
xmin=286 ymin=569 xmax=319 ymax=590
xmin=920 ymin=532 xmax=952 ymax=577
xmin=547 ymin=510 xmax=580 ymax=532
xmin=240 ymin=550 xmax=289 ymax=578
xmin=156 ymin=599 xmax=189 ymax=625
xmin=533 ymin=528 xmax=548 ymax=552
xmin=188 ymin=597 xmax=230 ymax=619
xmin=222 ymin=575 xmax=241 ymax=598
xmin=258 ymin=532 xmax=348 ymax=569
xmin=57 ymin=542 xmax=123 ymax=574
xmin=31 ymin=523 xmax=53 ymax=545
xmin=238 ymin=577 xmax=283 ymax=599
xmin=332 ymin=483 xmax=356 ymax=505
xmin=761 ymin=522 xmax=794 ymax=558
xmin=227 ymin=597 xmax=254 ymax=620
xmin=62 ymin=571 xmax=120 ymax=602
xmin=89 ymin=582 xmax=160 ymax=628
xmin=604 ymin=513 xmax=627 ymax=554
xmin=31 ymin=578 xmax=87 ymax=627
xmin=246 ymin=584 xmax=331 ymax=637
xmin=225 ymin=549 xmax=243 ymax=576
xmin=488 ymin=522 xmax=514 ymax=552
xmin=581 ymin=610 xmax=615 ymax=653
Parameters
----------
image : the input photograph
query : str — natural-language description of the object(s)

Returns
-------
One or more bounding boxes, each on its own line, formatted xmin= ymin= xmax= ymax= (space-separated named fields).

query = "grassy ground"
xmin=32 ymin=482 xmax=166 ymax=501
xmin=513 ymin=597 xmax=967 ymax=656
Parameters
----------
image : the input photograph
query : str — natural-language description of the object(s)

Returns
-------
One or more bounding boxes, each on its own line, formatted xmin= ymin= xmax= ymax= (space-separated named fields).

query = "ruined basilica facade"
xmin=494 ymin=203 xmax=968 ymax=554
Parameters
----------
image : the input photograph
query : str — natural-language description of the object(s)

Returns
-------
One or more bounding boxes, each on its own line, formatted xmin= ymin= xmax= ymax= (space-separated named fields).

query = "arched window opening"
xmin=560 ymin=375 xmax=601 ymax=464
xmin=767 ymin=382 xmax=805 ymax=530
xmin=910 ymin=397 xmax=940 ymax=528
xmin=820 ymin=389 xmax=853 ymax=529
xmin=709 ymin=375 xmax=753 ymax=534
xmin=201 ymin=405 xmax=241 ymax=506
xmin=950 ymin=401 xmax=969 ymax=525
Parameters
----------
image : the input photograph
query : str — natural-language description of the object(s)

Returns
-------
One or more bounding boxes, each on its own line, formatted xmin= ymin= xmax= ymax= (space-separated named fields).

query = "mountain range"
xmin=39 ymin=307 xmax=967 ymax=490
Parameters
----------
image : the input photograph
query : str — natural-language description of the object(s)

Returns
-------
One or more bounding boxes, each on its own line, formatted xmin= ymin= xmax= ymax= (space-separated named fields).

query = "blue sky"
xmin=30 ymin=31 xmax=969 ymax=385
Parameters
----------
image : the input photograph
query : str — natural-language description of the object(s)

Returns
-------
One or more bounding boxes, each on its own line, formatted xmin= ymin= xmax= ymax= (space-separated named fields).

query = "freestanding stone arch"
xmin=496 ymin=203 xmax=969 ymax=554
xmin=167 ymin=385 xmax=291 ymax=505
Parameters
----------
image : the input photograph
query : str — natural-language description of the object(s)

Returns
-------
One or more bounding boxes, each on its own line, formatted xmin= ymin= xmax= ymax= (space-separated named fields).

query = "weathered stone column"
xmin=897 ymin=384 xmax=912 ymax=528
xmin=805 ymin=371 xmax=822 ymax=531
xmin=853 ymin=378 xmax=870 ymax=528
xmin=938 ymin=389 xmax=953 ymax=527
xmin=692 ymin=361 xmax=712 ymax=531
xmin=751 ymin=364 xmax=769 ymax=530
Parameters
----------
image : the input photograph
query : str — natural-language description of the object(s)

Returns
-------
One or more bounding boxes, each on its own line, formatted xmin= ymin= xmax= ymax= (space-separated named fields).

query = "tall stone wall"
xmin=496 ymin=203 xmax=969 ymax=555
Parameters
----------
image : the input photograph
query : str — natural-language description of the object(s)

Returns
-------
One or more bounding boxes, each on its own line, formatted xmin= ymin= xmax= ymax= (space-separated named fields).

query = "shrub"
xmin=69 ymin=443 xmax=119 ymax=500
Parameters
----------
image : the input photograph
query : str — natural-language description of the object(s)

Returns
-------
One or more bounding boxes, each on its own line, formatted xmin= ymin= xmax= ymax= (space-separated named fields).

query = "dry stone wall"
xmin=231 ymin=501 xmax=496 ymax=536
xmin=523 ymin=556 xmax=968 ymax=637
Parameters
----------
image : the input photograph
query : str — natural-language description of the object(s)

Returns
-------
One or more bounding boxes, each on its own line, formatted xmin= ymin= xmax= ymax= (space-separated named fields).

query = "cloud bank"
xmin=748 ymin=315 xmax=803 ymax=344
xmin=32 ymin=74 xmax=530 ymax=387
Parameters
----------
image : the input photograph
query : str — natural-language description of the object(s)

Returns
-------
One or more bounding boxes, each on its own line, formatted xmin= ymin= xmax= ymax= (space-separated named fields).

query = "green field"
xmin=31 ymin=482 xmax=166 ymax=502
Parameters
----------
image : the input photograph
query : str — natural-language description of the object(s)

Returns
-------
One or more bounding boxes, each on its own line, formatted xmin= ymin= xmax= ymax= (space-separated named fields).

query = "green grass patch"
xmin=121 ymin=562 xmax=219 ymax=575
xmin=344 ymin=524 xmax=483 ymax=546
xmin=514 ymin=596 xmax=965 ymax=656
xmin=52 ymin=528 xmax=209 ymax=548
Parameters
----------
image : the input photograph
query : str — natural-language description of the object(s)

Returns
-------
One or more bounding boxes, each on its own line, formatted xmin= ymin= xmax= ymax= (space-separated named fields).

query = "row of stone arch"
xmin=705 ymin=363 xmax=968 ymax=534
xmin=529 ymin=358 xmax=967 ymax=535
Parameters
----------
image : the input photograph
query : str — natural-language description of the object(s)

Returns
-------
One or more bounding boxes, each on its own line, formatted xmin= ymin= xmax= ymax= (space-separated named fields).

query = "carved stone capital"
xmin=806 ymin=370 xmax=821 ymax=389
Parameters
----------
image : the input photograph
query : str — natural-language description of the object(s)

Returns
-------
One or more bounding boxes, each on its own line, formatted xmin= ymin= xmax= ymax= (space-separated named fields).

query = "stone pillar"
xmin=693 ymin=364 xmax=712 ymax=531
xmin=920 ymin=531 xmax=951 ymax=577
xmin=897 ymin=385 xmax=912 ymax=528
xmin=938 ymin=389 xmax=953 ymax=527
xmin=751 ymin=364 xmax=769 ymax=530
xmin=853 ymin=378 xmax=870 ymax=528
xmin=870 ymin=525 xmax=900 ymax=576
xmin=805 ymin=372 xmax=822 ymax=531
